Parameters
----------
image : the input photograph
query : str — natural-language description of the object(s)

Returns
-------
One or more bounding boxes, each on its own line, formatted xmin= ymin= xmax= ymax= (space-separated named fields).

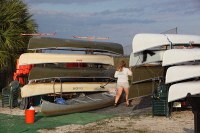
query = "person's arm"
xmin=114 ymin=71 xmax=119 ymax=78
xmin=127 ymin=68 xmax=132 ymax=76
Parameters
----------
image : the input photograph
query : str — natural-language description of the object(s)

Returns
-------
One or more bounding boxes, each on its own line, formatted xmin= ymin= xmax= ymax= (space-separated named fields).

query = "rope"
xmin=100 ymin=78 xmax=116 ymax=88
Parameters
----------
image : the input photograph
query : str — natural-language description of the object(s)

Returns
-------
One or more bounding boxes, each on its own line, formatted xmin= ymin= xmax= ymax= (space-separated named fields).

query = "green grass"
xmin=0 ymin=112 xmax=113 ymax=133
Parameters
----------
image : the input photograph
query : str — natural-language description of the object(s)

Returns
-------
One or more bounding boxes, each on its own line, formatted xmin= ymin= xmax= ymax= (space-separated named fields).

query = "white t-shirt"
xmin=114 ymin=67 xmax=132 ymax=83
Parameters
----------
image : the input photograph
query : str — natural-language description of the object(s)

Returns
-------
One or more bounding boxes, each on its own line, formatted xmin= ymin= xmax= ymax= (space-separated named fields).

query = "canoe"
xmin=28 ymin=37 xmax=124 ymax=55
xmin=28 ymin=67 xmax=115 ymax=81
xmin=21 ymin=82 xmax=116 ymax=98
xmin=131 ymin=65 xmax=164 ymax=83
xmin=129 ymin=81 xmax=160 ymax=100
xmin=41 ymin=92 xmax=115 ymax=116
xmin=162 ymin=49 xmax=200 ymax=66
xmin=165 ymin=65 xmax=200 ymax=84
xmin=132 ymin=33 xmax=200 ymax=53
xmin=128 ymin=65 xmax=164 ymax=100
xmin=132 ymin=34 xmax=168 ymax=53
xmin=168 ymin=81 xmax=200 ymax=102
xmin=18 ymin=53 xmax=114 ymax=66
xmin=129 ymin=50 xmax=165 ymax=67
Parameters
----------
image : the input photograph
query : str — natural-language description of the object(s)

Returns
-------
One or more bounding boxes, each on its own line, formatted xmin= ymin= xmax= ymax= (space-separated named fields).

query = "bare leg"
xmin=115 ymin=87 xmax=123 ymax=104
xmin=124 ymin=88 xmax=129 ymax=105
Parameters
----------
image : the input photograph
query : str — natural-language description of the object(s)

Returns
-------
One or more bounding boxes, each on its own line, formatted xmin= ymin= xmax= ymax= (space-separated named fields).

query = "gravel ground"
xmin=39 ymin=96 xmax=194 ymax=133
xmin=0 ymin=96 xmax=194 ymax=133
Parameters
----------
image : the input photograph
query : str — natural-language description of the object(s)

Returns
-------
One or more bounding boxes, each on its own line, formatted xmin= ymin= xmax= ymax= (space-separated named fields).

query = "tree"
xmin=0 ymin=0 xmax=37 ymax=86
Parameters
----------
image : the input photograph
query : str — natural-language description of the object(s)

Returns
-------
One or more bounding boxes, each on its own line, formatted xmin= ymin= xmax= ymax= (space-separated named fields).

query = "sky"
xmin=24 ymin=0 xmax=200 ymax=55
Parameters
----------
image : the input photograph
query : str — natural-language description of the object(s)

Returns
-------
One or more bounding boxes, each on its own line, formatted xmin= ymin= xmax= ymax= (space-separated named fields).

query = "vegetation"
xmin=0 ymin=0 xmax=37 ymax=88
xmin=0 ymin=0 xmax=37 ymax=71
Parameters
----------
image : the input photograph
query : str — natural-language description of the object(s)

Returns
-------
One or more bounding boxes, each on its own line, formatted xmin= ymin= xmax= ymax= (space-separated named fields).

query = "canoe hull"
xmin=162 ymin=49 xmax=200 ymax=66
xmin=129 ymin=51 xmax=164 ymax=67
xmin=29 ymin=67 xmax=115 ymax=81
xmin=18 ymin=53 xmax=114 ymax=66
xmin=41 ymin=92 xmax=115 ymax=116
xmin=168 ymin=81 xmax=200 ymax=102
xmin=132 ymin=33 xmax=200 ymax=53
xmin=21 ymin=82 xmax=116 ymax=98
xmin=28 ymin=37 xmax=124 ymax=55
xmin=165 ymin=65 xmax=200 ymax=84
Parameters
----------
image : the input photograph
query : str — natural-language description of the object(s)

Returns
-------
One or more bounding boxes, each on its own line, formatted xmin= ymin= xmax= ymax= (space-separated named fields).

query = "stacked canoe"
xmin=163 ymin=49 xmax=200 ymax=103
xmin=129 ymin=33 xmax=200 ymax=109
xmin=18 ymin=37 xmax=124 ymax=116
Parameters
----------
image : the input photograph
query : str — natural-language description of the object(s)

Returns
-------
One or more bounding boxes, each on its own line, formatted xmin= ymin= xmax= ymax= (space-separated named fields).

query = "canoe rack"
xmin=52 ymin=78 xmax=63 ymax=100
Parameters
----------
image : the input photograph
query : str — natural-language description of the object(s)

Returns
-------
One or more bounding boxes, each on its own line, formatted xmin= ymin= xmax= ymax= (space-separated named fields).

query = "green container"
xmin=2 ymin=80 xmax=20 ymax=108
xmin=152 ymin=84 xmax=172 ymax=117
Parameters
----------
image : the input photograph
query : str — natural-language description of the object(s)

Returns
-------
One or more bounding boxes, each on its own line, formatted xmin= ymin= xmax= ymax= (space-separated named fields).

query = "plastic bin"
xmin=152 ymin=84 xmax=171 ymax=117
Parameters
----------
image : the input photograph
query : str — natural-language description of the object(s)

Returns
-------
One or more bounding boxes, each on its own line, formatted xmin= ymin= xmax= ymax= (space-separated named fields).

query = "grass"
xmin=0 ymin=112 xmax=114 ymax=133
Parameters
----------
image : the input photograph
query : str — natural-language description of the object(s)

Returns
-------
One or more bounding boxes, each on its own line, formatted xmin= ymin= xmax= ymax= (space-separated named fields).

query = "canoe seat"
xmin=2 ymin=80 xmax=20 ymax=108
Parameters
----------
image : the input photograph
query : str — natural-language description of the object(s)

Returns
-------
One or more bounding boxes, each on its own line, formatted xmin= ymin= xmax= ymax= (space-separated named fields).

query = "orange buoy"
xmin=25 ymin=107 xmax=35 ymax=124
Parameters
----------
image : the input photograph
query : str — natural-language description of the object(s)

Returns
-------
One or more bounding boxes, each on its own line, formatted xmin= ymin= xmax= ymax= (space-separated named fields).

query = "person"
xmin=114 ymin=60 xmax=132 ymax=107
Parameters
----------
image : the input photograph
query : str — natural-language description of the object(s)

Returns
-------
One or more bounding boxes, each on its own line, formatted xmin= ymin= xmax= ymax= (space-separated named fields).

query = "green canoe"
xmin=28 ymin=37 xmax=124 ymax=55
xmin=28 ymin=67 xmax=115 ymax=82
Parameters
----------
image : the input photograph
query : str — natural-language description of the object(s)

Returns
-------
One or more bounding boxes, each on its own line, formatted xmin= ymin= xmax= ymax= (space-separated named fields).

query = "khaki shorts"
xmin=117 ymin=82 xmax=130 ymax=89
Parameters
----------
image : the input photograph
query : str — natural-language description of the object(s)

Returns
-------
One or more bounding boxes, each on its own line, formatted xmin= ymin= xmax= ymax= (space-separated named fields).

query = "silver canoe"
xmin=41 ymin=92 xmax=115 ymax=116
xmin=165 ymin=65 xmax=200 ymax=84
xmin=168 ymin=81 xmax=200 ymax=102
xmin=162 ymin=49 xmax=200 ymax=66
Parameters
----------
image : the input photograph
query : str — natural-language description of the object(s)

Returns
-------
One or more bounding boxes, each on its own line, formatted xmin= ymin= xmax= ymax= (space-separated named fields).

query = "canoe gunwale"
xmin=28 ymin=47 xmax=123 ymax=55
xmin=29 ymin=77 xmax=116 ymax=82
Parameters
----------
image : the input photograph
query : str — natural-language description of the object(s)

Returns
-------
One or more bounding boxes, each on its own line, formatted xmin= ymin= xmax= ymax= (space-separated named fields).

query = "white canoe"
xmin=162 ymin=49 xmax=200 ymax=66
xmin=132 ymin=34 xmax=169 ymax=53
xmin=21 ymin=82 xmax=116 ymax=98
xmin=165 ymin=65 xmax=200 ymax=84
xmin=129 ymin=50 xmax=164 ymax=67
xmin=168 ymin=81 xmax=200 ymax=102
xmin=132 ymin=33 xmax=200 ymax=53
xmin=18 ymin=53 xmax=114 ymax=66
